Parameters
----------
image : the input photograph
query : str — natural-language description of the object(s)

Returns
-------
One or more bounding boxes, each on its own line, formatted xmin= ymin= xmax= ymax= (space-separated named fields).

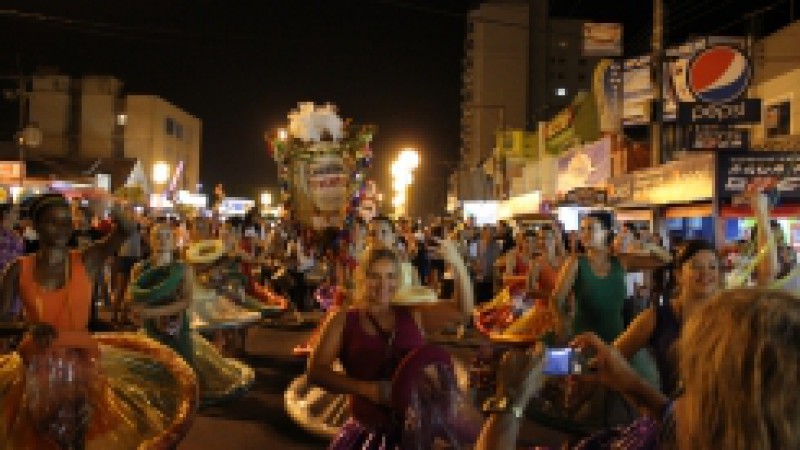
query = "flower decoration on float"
xmin=267 ymin=102 xmax=376 ymax=225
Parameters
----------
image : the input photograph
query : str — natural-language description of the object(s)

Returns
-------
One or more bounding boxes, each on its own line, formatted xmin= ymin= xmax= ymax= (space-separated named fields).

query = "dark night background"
xmin=0 ymin=0 xmax=794 ymax=216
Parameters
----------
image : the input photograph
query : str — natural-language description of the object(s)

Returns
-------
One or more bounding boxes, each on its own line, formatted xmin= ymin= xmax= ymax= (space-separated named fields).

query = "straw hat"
xmin=392 ymin=285 xmax=439 ymax=306
xmin=489 ymin=304 xmax=558 ymax=345
xmin=131 ymin=263 xmax=190 ymax=318
xmin=186 ymin=239 xmax=226 ymax=265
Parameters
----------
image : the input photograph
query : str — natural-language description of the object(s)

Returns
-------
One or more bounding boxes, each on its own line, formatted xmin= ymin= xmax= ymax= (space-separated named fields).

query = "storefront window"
xmin=765 ymin=100 xmax=791 ymax=138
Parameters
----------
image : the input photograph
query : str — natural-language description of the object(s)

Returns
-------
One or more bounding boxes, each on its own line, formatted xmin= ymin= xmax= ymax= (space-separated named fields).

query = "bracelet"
xmin=482 ymin=395 xmax=525 ymax=419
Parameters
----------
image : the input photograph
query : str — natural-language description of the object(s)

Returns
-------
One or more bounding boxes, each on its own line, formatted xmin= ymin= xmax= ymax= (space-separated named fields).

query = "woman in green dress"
xmin=551 ymin=212 xmax=667 ymax=379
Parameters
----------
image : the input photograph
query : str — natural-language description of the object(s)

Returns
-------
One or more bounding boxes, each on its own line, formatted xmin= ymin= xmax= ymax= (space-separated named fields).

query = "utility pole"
xmin=650 ymin=0 xmax=664 ymax=167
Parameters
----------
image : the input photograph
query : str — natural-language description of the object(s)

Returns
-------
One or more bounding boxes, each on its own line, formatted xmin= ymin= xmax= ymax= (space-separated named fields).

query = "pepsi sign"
xmin=687 ymin=45 xmax=752 ymax=104
xmin=677 ymin=99 xmax=762 ymax=124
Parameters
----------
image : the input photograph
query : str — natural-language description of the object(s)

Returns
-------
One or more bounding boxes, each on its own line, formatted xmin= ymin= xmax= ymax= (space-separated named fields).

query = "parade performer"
xmin=307 ymin=242 xmax=475 ymax=449
xmin=0 ymin=194 xmax=197 ymax=449
xmin=548 ymin=212 xmax=666 ymax=373
xmin=474 ymin=225 xmax=566 ymax=337
xmin=185 ymin=239 xmax=262 ymax=331
xmin=129 ymin=223 xmax=255 ymax=406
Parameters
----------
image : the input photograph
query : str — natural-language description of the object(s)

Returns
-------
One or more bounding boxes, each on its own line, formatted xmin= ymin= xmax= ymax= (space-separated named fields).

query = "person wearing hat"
xmin=130 ymin=222 xmax=255 ymax=405
xmin=185 ymin=238 xmax=262 ymax=334
xmin=0 ymin=193 xmax=198 ymax=449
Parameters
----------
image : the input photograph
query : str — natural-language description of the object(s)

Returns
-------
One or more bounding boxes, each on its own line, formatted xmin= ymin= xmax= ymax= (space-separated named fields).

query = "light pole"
xmin=16 ymin=123 xmax=42 ymax=202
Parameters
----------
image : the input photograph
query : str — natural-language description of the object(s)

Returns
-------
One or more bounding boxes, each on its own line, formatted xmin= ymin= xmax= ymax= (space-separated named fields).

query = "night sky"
xmin=0 ymin=0 xmax=794 ymax=217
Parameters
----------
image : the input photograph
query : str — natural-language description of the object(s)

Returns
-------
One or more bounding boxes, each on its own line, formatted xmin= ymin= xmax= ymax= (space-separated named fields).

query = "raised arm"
xmin=751 ymin=192 xmax=779 ymax=287
xmin=613 ymin=307 xmax=656 ymax=360
xmin=82 ymin=204 xmax=136 ymax=279
xmin=549 ymin=254 xmax=579 ymax=313
xmin=416 ymin=240 xmax=475 ymax=333
xmin=307 ymin=310 xmax=386 ymax=406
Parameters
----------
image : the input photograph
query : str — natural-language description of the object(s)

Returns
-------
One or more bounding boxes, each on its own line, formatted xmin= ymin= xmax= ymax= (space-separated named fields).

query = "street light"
xmin=260 ymin=191 xmax=272 ymax=206
xmin=152 ymin=161 xmax=171 ymax=185
xmin=277 ymin=128 xmax=288 ymax=141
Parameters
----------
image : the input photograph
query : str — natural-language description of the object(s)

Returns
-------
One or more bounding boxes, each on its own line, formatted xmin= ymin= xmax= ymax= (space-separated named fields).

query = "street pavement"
xmin=178 ymin=318 xmax=572 ymax=449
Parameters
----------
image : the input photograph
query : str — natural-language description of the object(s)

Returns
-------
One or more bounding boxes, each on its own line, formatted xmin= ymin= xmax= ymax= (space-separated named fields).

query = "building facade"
xmin=22 ymin=71 xmax=200 ymax=194
xmin=123 ymin=95 xmax=201 ymax=193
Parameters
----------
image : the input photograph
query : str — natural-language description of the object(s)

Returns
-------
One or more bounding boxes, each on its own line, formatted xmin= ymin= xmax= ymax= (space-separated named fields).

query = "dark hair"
xmin=584 ymin=211 xmax=615 ymax=246
xmin=664 ymin=239 xmax=718 ymax=298
xmin=29 ymin=193 xmax=69 ymax=224
xmin=585 ymin=211 xmax=613 ymax=231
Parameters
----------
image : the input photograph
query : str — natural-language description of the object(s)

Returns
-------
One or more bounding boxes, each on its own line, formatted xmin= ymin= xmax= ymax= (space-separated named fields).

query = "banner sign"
xmin=558 ymin=187 xmax=608 ymax=207
xmin=583 ymin=23 xmax=623 ymax=57
xmin=557 ymin=137 xmax=611 ymax=194
xmin=716 ymin=151 xmax=800 ymax=208
xmin=677 ymin=99 xmax=761 ymax=124
xmin=306 ymin=154 xmax=348 ymax=212
xmin=621 ymin=37 xmax=747 ymax=125
xmin=684 ymin=127 xmax=749 ymax=150
xmin=594 ymin=59 xmax=623 ymax=132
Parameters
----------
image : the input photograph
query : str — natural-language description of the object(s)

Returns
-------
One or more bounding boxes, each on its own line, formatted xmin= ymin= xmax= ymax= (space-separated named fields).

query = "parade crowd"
xmin=0 ymin=189 xmax=798 ymax=450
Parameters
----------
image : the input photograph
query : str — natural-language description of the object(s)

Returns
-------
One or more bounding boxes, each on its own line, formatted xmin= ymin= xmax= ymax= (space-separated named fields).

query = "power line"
xmin=0 ymin=8 xmax=271 ymax=45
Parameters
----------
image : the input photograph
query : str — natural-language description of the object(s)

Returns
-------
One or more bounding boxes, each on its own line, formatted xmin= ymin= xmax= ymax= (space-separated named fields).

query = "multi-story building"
xmin=455 ymin=0 xmax=609 ymax=202
xmin=20 ymin=70 xmax=200 ymax=194
xmin=529 ymin=1 xmax=603 ymax=126
xmin=123 ymin=95 xmax=201 ymax=193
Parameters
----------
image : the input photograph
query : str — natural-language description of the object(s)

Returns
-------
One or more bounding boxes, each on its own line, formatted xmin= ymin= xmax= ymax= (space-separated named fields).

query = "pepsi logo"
xmin=687 ymin=45 xmax=752 ymax=104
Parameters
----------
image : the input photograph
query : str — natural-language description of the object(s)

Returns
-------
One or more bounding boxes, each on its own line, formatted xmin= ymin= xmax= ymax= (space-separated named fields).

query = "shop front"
xmin=608 ymin=153 xmax=715 ymax=243
xmin=716 ymin=150 xmax=800 ymax=249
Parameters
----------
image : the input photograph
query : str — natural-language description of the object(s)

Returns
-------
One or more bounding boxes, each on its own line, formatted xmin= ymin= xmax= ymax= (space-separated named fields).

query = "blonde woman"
xmin=477 ymin=287 xmax=800 ymax=450
xmin=308 ymin=244 xmax=473 ymax=448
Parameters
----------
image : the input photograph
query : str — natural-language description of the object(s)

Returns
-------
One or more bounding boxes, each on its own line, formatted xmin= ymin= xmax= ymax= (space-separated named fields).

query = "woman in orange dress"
xmin=0 ymin=194 xmax=197 ymax=450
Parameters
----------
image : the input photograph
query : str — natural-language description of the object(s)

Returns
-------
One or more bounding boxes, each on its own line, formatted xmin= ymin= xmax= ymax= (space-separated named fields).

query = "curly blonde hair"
xmin=679 ymin=288 xmax=800 ymax=450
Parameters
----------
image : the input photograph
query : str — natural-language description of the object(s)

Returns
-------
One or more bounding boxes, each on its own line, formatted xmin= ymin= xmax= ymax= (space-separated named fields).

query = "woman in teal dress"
xmin=129 ymin=223 xmax=255 ymax=406
xmin=552 ymin=212 xmax=666 ymax=381
xmin=534 ymin=211 xmax=667 ymax=430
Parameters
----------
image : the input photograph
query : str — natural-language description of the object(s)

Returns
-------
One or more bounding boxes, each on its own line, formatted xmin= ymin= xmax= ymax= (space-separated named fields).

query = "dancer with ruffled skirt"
xmin=128 ymin=223 xmax=255 ymax=406
xmin=0 ymin=194 xmax=197 ymax=450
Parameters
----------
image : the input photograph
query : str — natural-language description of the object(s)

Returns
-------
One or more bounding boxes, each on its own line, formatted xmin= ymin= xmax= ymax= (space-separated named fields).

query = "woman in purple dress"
xmin=308 ymin=245 xmax=472 ymax=449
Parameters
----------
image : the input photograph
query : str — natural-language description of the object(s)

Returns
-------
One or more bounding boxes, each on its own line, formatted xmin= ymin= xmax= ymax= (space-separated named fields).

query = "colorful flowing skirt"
xmin=0 ymin=332 xmax=197 ymax=450
xmin=190 ymin=288 xmax=262 ymax=331
xmin=328 ymin=418 xmax=401 ymax=450
xmin=190 ymin=332 xmax=254 ymax=405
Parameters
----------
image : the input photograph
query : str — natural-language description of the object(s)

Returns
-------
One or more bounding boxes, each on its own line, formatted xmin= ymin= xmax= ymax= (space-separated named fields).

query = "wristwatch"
xmin=482 ymin=395 xmax=524 ymax=419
